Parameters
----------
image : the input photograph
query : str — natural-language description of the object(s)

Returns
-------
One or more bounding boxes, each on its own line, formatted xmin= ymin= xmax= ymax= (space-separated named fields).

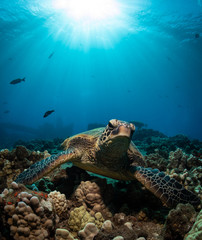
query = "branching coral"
xmin=168 ymin=148 xmax=201 ymax=171
xmin=145 ymin=152 xmax=168 ymax=171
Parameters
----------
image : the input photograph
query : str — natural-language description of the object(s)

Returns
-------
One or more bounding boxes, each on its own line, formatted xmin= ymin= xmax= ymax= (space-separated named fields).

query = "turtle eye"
xmin=108 ymin=121 xmax=114 ymax=129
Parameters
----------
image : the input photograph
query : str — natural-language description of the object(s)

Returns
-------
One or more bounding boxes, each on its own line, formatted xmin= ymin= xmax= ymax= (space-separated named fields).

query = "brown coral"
xmin=68 ymin=206 xmax=104 ymax=234
xmin=55 ymin=228 xmax=76 ymax=240
xmin=48 ymin=190 xmax=69 ymax=220
xmin=0 ymin=182 xmax=56 ymax=240
xmin=0 ymin=146 xmax=49 ymax=193
xmin=79 ymin=223 xmax=99 ymax=240
xmin=74 ymin=180 xmax=112 ymax=218
xmin=166 ymin=167 xmax=202 ymax=204
xmin=163 ymin=203 xmax=197 ymax=240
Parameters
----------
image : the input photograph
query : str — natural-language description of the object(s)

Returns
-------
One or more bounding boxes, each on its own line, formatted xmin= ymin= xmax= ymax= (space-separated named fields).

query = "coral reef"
xmin=68 ymin=206 xmax=104 ymax=234
xmin=133 ymin=130 xmax=202 ymax=156
xmin=0 ymin=177 xmax=200 ymax=240
xmin=73 ymin=180 xmax=112 ymax=218
xmin=145 ymin=148 xmax=202 ymax=203
xmin=48 ymin=190 xmax=69 ymax=220
xmin=168 ymin=148 xmax=201 ymax=171
xmin=13 ymin=138 xmax=64 ymax=154
xmin=163 ymin=203 xmax=197 ymax=240
xmin=55 ymin=228 xmax=76 ymax=240
xmin=145 ymin=151 xmax=168 ymax=171
xmin=94 ymin=219 xmax=163 ymax=240
xmin=79 ymin=222 xmax=99 ymax=240
xmin=0 ymin=128 xmax=201 ymax=239
xmin=0 ymin=146 xmax=49 ymax=193
xmin=0 ymin=182 xmax=56 ymax=240
xmin=184 ymin=210 xmax=202 ymax=240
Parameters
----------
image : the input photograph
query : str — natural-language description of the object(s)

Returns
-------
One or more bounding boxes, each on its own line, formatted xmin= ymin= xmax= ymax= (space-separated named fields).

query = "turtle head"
xmin=98 ymin=119 xmax=135 ymax=158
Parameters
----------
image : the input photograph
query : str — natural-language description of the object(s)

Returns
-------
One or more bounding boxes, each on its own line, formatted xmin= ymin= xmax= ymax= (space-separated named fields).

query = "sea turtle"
xmin=15 ymin=119 xmax=200 ymax=207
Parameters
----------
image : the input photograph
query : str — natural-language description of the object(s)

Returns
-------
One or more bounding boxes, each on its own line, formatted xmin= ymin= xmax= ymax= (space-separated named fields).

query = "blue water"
xmin=0 ymin=0 xmax=202 ymax=146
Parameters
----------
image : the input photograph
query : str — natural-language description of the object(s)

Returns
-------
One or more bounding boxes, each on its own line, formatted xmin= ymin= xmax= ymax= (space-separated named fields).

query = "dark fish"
xmin=43 ymin=110 xmax=55 ymax=118
xmin=48 ymin=52 xmax=54 ymax=59
xmin=195 ymin=33 xmax=200 ymax=38
xmin=4 ymin=110 xmax=10 ymax=114
xmin=10 ymin=77 xmax=25 ymax=85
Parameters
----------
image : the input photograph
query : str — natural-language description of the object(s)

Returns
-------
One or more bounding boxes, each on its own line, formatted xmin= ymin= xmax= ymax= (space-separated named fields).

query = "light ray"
xmin=49 ymin=0 xmax=136 ymax=48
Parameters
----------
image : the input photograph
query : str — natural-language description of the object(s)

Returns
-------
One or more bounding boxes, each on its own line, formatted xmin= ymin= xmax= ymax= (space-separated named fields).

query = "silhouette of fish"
xmin=4 ymin=110 xmax=10 ymax=114
xmin=10 ymin=77 xmax=25 ymax=85
xmin=195 ymin=33 xmax=200 ymax=38
xmin=43 ymin=110 xmax=55 ymax=118
xmin=48 ymin=52 xmax=54 ymax=59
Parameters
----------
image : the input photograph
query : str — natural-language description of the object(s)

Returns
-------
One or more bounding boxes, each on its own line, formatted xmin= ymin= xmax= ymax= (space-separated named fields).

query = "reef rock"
xmin=163 ymin=203 xmax=197 ymax=240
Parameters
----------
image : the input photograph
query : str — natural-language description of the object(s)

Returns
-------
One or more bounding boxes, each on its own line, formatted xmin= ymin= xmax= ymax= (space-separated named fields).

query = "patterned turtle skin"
xmin=15 ymin=119 xmax=200 ymax=208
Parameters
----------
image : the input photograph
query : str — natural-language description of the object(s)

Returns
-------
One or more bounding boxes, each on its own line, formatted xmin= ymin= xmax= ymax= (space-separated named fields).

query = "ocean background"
xmin=0 ymin=0 xmax=202 ymax=147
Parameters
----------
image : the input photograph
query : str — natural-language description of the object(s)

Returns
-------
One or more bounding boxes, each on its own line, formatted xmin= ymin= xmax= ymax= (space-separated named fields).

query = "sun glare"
xmin=49 ymin=0 xmax=135 ymax=48
xmin=53 ymin=0 xmax=120 ymax=22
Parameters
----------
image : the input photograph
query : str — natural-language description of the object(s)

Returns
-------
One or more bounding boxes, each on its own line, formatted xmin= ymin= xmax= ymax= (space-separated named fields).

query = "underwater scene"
xmin=0 ymin=0 xmax=201 ymax=239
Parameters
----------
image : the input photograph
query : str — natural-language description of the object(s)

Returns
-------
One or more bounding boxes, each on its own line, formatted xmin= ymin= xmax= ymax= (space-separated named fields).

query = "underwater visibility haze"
xmin=0 ymin=0 xmax=202 ymax=145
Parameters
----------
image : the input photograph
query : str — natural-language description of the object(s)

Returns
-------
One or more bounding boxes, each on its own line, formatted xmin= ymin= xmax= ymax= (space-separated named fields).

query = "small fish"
xmin=43 ymin=110 xmax=55 ymax=118
xmin=4 ymin=110 xmax=10 ymax=114
xmin=10 ymin=77 xmax=25 ymax=85
xmin=195 ymin=33 xmax=200 ymax=38
xmin=48 ymin=52 xmax=54 ymax=59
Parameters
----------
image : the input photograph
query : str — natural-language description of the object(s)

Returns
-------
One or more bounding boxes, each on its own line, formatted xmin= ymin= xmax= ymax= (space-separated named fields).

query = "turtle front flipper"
xmin=131 ymin=166 xmax=200 ymax=207
xmin=15 ymin=149 xmax=79 ymax=185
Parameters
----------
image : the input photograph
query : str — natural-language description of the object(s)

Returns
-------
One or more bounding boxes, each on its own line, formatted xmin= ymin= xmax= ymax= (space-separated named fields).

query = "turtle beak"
xmin=112 ymin=124 xmax=135 ymax=139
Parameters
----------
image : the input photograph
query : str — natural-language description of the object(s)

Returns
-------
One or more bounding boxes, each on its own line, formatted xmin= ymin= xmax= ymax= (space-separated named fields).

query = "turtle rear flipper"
xmin=15 ymin=149 xmax=78 ymax=185
xmin=131 ymin=166 xmax=200 ymax=207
